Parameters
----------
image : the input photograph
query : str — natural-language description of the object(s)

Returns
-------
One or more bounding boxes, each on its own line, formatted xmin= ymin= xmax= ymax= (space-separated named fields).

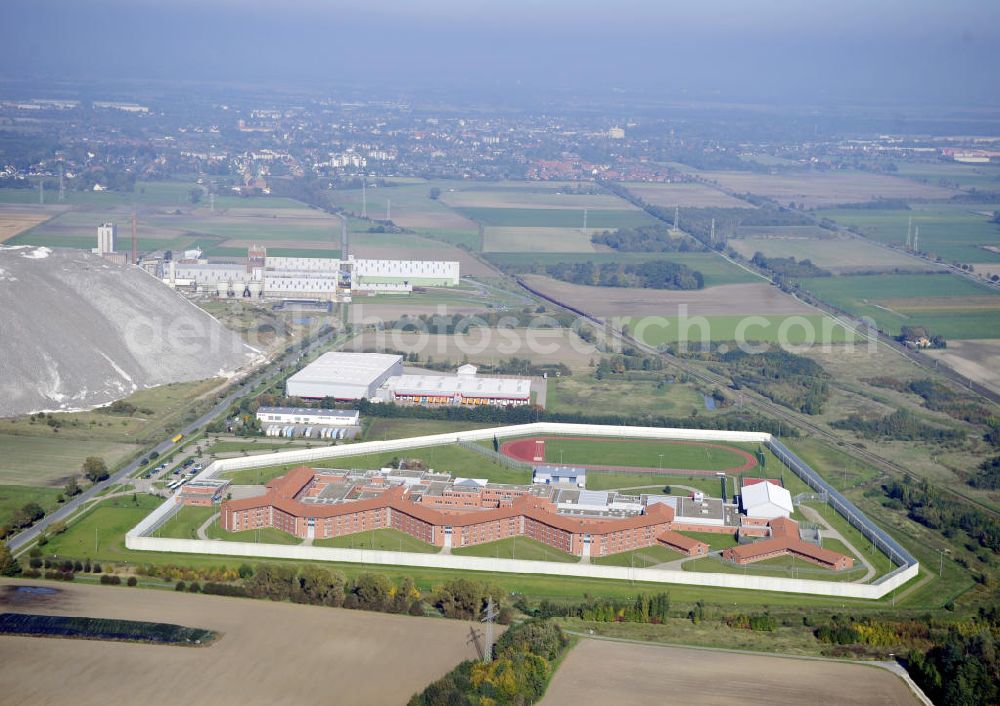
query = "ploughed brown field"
xmin=0 ymin=209 xmax=52 ymax=242
xmin=0 ymin=580 xmax=482 ymax=705
xmin=520 ymin=274 xmax=813 ymax=317
xmin=541 ymin=638 xmax=918 ymax=706
xmin=924 ymin=339 xmax=1000 ymax=397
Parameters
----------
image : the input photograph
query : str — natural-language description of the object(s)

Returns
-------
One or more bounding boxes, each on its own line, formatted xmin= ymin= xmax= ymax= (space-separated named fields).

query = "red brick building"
xmin=722 ymin=517 xmax=854 ymax=570
xmin=219 ymin=466 xmax=709 ymax=558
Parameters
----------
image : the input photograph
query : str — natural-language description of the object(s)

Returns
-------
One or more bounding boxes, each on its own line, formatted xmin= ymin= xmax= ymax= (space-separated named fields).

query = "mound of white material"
xmin=0 ymin=247 xmax=259 ymax=416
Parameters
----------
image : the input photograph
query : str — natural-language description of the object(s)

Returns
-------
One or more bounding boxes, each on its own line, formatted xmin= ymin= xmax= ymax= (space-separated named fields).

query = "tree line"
xmin=543 ymin=260 xmax=704 ymax=290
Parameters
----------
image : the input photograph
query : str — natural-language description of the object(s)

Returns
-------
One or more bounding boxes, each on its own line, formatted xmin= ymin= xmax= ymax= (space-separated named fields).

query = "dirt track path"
xmin=800 ymin=504 xmax=876 ymax=582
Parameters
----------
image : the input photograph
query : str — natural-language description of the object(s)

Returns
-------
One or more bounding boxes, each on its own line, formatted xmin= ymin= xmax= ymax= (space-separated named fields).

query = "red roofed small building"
xmin=723 ymin=517 xmax=854 ymax=570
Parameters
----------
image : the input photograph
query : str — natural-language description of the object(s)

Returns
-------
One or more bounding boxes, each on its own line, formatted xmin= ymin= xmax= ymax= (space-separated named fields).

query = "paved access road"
xmin=8 ymin=327 xmax=340 ymax=552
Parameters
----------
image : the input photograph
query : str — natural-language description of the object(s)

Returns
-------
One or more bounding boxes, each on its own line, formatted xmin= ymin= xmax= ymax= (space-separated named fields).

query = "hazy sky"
xmin=2 ymin=0 xmax=998 ymax=106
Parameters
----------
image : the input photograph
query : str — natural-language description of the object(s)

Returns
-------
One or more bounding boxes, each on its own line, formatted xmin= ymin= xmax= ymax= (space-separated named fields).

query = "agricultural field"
xmin=0 ymin=580 xmax=483 ymax=705
xmin=623 ymin=181 xmax=753 ymax=208
xmin=923 ymin=339 xmax=1000 ymax=397
xmin=0 ymin=377 xmax=225 ymax=461
xmin=483 ymin=226 xmax=598 ymax=253
xmin=352 ymin=328 xmax=600 ymax=372
xmin=439 ymin=184 xmax=636 ymax=211
xmin=0 ymin=207 xmax=54 ymax=243
xmin=0 ymin=435 xmax=139 ymax=486
xmin=892 ymin=161 xmax=1000 ymax=192
xmin=489 ymin=251 xmax=759 ymax=288
xmin=326 ymin=180 xmax=479 ymax=246
xmin=454 ymin=206 xmax=657 ymax=229
xmin=801 ymin=272 xmax=1000 ymax=339
xmin=814 ymin=203 xmax=1000 ymax=264
xmin=685 ymin=169 xmax=960 ymax=208
xmin=542 ymin=638 xmax=918 ymax=706
xmin=729 ymin=229 xmax=933 ymax=273
xmin=545 ymin=376 xmax=711 ymax=417
xmin=625 ymin=313 xmax=858 ymax=346
xmin=520 ymin=275 xmax=813 ymax=318
xmin=346 ymin=230 xmax=496 ymax=277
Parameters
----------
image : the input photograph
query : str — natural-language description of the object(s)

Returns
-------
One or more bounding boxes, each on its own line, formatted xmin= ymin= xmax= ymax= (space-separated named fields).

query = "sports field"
xmin=623 ymin=181 xmax=753 ymax=208
xmin=801 ymin=272 xmax=1000 ymax=339
xmin=815 ymin=203 xmax=1000 ymax=264
xmin=0 ymin=580 xmax=483 ymax=706
xmin=542 ymin=638 xmax=918 ymax=706
xmin=500 ymin=437 xmax=758 ymax=474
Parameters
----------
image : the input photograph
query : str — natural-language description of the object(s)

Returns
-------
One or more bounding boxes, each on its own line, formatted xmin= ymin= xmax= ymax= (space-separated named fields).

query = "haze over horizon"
xmin=2 ymin=0 xmax=999 ymax=108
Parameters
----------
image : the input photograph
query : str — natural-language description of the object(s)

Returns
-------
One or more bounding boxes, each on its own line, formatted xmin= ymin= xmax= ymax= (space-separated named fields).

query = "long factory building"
xmin=286 ymin=353 xmax=532 ymax=407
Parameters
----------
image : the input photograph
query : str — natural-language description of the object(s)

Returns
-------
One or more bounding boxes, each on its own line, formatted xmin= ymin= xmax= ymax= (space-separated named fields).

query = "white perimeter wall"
xmin=126 ymin=422 xmax=919 ymax=599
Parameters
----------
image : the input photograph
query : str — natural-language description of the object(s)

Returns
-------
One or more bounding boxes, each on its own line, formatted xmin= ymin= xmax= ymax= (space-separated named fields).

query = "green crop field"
xmin=892 ymin=162 xmax=1000 ymax=192
xmin=486 ymin=251 xmax=758 ymax=287
xmin=535 ymin=437 xmax=757 ymax=471
xmin=313 ymin=528 xmax=439 ymax=553
xmin=452 ymin=536 xmax=579 ymax=563
xmin=625 ymin=314 xmax=858 ymax=345
xmin=455 ymin=207 xmax=658 ymax=229
xmin=800 ymin=273 xmax=1000 ymax=339
xmin=815 ymin=204 xmax=1000 ymax=263
xmin=729 ymin=233 xmax=931 ymax=273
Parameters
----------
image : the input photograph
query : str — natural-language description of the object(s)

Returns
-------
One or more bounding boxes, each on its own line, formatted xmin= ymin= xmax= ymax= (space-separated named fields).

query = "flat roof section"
xmin=387 ymin=373 xmax=531 ymax=398
xmin=288 ymin=352 xmax=403 ymax=387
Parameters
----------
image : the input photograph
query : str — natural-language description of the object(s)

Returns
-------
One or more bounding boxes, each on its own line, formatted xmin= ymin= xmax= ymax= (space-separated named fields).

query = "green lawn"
xmin=362 ymin=418 xmax=492 ymax=441
xmin=221 ymin=444 xmax=531 ymax=486
xmin=202 ymin=524 xmax=301 ymax=545
xmin=625 ymin=314 xmax=859 ymax=346
xmin=0 ymin=434 xmax=139 ymax=486
xmin=800 ymin=272 xmax=1000 ymax=339
xmin=0 ymin=486 xmax=64 ymax=532
xmin=153 ymin=506 xmax=217 ymax=540
xmin=539 ymin=437 xmax=756 ymax=472
xmin=43 ymin=494 xmax=162 ymax=562
xmin=597 ymin=474 xmax=728 ymax=498
xmin=452 ymin=536 xmax=579 ymax=563
xmin=546 ymin=376 xmax=712 ymax=418
xmin=592 ymin=545 xmax=681 ymax=567
xmin=677 ymin=531 xmax=738 ymax=551
xmin=313 ymin=528 xmax=440 ymax=553
xmin=682 ymin=554 xmax=869 ymax=582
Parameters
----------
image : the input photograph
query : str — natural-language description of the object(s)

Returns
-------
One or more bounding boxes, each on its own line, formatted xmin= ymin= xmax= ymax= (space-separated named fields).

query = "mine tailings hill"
xmin=0 ymin=246 xmax=259 ymax=417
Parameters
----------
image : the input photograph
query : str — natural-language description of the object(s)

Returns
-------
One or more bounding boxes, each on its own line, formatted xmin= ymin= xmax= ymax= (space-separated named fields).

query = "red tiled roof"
xmin=222 ymin=469 xmax=676 ymax=536
xmin=725 ymin=518 xmax=852 ymax=567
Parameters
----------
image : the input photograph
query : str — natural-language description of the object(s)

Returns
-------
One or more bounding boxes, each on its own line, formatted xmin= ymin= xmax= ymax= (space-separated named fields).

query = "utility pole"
xmin=361 ymin=177 xmax=367 ymax=218
xmin=582 ymin=208 xmax=587 ymax=230
xmin=905 ymin=216 xmax=912 ymax=251
xmin=39 ymin=180 xmax=44 ymax=205
xmin=481 ymin=597 xmax=499 ymax=663
xmin=58 ymin=161 xmax=66 ymax=202
xmin=386 ymin=198 xmax=390 ymax=222
xmin=673 ymin=206 xmax=679 ymax=231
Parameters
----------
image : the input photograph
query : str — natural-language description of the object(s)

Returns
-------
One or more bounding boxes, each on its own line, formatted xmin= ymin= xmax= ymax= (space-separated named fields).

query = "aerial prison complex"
xmin=285 ymin=352 xmax=533 ymax=407
xmin=215 ymin=466 xmax=854 ymax=568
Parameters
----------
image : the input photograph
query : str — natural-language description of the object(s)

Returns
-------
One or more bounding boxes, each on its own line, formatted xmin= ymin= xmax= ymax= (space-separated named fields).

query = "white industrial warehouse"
xmin=285 ymin=352 xmax=404 ymax=400
xmin=739 ymin=479 xmax=794 ymax=520
xmin=286 ymin=353 xmax=532 ymax=407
